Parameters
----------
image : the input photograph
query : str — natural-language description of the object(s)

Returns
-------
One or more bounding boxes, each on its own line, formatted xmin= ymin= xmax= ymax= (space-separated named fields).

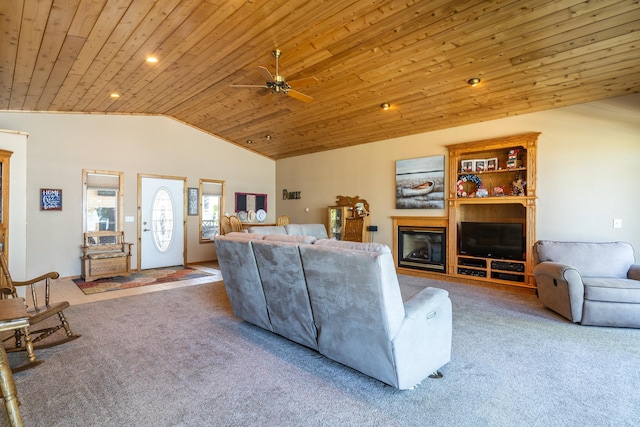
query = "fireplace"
xmin=398 ymin=226 xmax=446 ymax=272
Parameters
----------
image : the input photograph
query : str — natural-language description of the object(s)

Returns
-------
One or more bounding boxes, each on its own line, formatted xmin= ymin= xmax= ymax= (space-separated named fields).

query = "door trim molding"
xmin=137 ymin=173 xmax=188 ymax=271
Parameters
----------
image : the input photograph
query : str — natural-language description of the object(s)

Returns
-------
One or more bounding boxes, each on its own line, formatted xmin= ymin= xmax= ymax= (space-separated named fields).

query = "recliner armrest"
xmin=403 ymin=287 xmax=449 ymax=320
xmin=534 ymin=261 xmax=583 ymax=283
xmin=534 ymin=261 xmax=584 ymax=322
xmin=628 ymin=264 xmax=640 ymax=281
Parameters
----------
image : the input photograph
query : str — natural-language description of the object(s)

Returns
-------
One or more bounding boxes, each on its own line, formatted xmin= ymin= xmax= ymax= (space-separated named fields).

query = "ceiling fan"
xmin=231 ymin=49 xmax=318 ymax=103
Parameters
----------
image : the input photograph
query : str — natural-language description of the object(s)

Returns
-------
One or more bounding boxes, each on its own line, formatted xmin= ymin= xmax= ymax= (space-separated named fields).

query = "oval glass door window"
xmin=151 ymin=188 xmax=174 ymax=252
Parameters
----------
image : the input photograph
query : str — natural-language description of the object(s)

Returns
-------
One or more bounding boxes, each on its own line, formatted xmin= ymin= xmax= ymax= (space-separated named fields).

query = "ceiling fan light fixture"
xmin=380 ymin=103 xmax=390 ymax=110
xmin=467 ymin=78 xmax=481 ymax=87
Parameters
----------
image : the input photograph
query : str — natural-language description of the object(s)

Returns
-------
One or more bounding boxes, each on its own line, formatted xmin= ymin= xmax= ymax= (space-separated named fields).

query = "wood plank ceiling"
xmin=1 ymin=0 xmax=639 ymax=160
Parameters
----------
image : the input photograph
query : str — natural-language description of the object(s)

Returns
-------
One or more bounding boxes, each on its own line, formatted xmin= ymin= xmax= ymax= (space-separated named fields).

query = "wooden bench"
xmin=81 ymin=231 xmax=133 ymax=282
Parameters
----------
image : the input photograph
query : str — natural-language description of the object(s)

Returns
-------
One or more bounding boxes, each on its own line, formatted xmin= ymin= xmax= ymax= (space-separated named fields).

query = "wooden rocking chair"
xmin=0 ymin=251 xmax=79 ymax=369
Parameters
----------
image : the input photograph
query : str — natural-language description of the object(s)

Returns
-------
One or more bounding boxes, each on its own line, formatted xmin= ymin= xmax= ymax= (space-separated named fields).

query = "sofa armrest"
xmin=391 ymin=287 xmax=452 ymax=389
xmin=534 ymin=261 xmax=584 ymax=322
xmin=628 ymin=264 xmax=640 ymax=281
xmin=403 ymin=287 xmax=448 ymax=320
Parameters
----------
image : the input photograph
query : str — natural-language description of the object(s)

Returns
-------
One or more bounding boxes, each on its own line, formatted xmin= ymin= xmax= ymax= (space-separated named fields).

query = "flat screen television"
xmin=459 ymin=222 xmax=525 ymax=260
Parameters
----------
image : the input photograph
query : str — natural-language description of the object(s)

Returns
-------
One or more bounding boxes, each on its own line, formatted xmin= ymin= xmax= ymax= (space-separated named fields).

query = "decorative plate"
xmin=247 ymin=210 xmax=256 ymax=223
xmin=237 ymin=210 xmax=247 ymax=222
xmin=256 ymin=209 xmax=267 ymax=223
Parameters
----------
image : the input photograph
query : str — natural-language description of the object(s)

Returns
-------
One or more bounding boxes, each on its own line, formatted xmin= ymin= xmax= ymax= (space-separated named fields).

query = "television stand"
xmin=446 ymin=132 xmax=539 ymax=290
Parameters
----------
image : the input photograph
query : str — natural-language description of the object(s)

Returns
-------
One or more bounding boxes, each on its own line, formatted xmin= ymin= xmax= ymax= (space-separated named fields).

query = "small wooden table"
xmin=0 ymin=298 xmax=36 ymax=427
xmin=241 ymin=223 xmax=277 ymax=229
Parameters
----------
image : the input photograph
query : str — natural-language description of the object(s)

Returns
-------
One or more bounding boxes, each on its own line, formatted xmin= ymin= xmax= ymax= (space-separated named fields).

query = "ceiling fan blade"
xmin=230 ymin=84 xmax=269 ymax=88
xmin=287 ymin=76 xmax=319 ymax=88
xmin=257 ymin=66 xmax=275 ymax=83
xmin=287 ymin=89 xmax=313 ymax=103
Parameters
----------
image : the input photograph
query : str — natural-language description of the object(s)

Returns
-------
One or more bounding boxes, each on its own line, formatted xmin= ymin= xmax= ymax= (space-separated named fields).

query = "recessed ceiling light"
xmin=467 ymin=78 xmax=481 ymax=87
xmin=380 ymin=103 xmax=390 ymax=110
xmin=246 ymin=140 xmax=253 ymax=144
xmin=110 ymin=92 xmax=121 ymax=98
xmin=146 ymin=57 xmax=158 ymax=63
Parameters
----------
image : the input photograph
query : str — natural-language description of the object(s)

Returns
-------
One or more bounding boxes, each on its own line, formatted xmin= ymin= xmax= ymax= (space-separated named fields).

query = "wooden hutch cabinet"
xmin=0 ymin=150 xmax=11 ymax=257
xmin=446 ymin=133 xmax=539 ymax=290
xmin=327 ymin=196 xmax=371 ymax=242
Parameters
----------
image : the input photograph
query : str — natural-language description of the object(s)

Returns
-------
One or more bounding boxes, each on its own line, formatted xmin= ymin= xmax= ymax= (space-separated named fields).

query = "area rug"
xmin=73 ymin=266 xmax=214 ymax=295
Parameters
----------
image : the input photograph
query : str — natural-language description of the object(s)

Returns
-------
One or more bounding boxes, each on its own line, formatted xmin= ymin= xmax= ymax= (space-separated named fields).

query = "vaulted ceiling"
xmin=1 ymin=1 xmax=639 ymax=159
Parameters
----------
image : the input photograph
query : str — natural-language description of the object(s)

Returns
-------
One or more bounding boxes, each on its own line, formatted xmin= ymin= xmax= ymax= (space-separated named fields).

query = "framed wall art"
xmin=188 ymin=187 xmax=199 ymax=216
xmin=395 ymin=155 xmax=445 ymax=209
xmin=41 ymin=188 xmax=62 ymax=211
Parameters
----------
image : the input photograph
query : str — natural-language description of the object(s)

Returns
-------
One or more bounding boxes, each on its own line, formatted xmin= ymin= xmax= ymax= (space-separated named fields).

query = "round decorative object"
xmin=237 ymin=210 xmax=247 ymax=222
xmin=256 ymin=209 xmax=266 ymax=223
xmin=457 ymin=174 xmax=483 ymax=197
xmin=247 ymin=210 xmax=256 ymax=223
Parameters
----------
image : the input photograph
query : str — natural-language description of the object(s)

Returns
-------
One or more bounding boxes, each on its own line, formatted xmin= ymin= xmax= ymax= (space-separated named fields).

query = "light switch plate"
xmin=613 ymin=218 xmax=622 ymax=229
xmin=125 ymin=216 xmax=135 ymax=223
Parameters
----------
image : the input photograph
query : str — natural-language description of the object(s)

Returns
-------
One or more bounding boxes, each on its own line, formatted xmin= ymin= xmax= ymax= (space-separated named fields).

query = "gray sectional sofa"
xmin=214 ymin=232 xmax=452 ymax=390
xmin=534 ymin=240 xmax=640 ymax=327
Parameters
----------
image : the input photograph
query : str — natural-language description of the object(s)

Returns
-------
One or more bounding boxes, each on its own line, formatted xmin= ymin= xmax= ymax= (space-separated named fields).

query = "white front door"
xmin=140 ymin=176 xmax=185 ymax=269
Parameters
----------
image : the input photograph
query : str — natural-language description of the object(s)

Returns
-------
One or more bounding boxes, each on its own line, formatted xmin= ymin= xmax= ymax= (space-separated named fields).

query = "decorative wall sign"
xmin=41 ymin=188 xmax=62 ymax=210
xmin=395 ymin=155 xmax=445 ymax=209
xmin=187 ymin=187 xmax=199 ymax=216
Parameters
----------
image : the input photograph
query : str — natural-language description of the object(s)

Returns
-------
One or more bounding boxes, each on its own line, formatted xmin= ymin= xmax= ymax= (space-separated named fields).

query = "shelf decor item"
xmin=474 ymin=159 xmax=486 ymax=172
xmin=461 ymin=160 xmax=473 ymax=172
xmin=511 ymin=177 xmax=527 ymax=196
xmin=456 ymin=174 xmax=482 ymax=198
xmin=506 ymin=149 xmax=521 ymax=169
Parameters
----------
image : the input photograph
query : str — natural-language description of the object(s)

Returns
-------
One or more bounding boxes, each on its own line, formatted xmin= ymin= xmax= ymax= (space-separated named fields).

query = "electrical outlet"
xmin=613 ymin=218 xmax=622 ymax=229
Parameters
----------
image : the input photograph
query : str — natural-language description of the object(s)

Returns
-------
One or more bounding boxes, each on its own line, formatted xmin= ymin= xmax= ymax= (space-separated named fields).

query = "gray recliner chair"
xmin=533 ymin=240 xmax=640 ymax=328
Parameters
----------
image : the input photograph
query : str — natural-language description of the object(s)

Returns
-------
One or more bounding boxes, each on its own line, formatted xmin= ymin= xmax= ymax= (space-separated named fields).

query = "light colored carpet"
xmin=5 ymin=275 xmax=639 ymax=426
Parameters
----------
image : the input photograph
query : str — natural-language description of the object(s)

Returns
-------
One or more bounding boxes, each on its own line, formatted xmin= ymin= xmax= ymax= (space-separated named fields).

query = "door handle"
xmin=143 ymin=228 xmax=150 ymax=232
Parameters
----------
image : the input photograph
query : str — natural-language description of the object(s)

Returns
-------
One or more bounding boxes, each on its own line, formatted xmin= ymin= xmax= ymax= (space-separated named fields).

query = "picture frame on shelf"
xmin=487 ymin=157 xmax=498 ymax=171
xmin=474 ymin=159 xmax=486 ymax=172
xmin=461 ymin=160 xmax=473 ymax=172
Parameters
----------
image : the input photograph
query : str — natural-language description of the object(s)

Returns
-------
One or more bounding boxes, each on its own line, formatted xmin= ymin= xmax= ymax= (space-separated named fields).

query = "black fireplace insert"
xmin=398 ymin=226 xmax=446 ymax=272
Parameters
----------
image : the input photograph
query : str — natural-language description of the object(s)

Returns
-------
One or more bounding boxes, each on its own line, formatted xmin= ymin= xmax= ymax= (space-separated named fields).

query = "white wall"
xmin=276 ymin=94 xmax=640 ymax=254
xmin=0 ymin=113 xmax=275 ymax=278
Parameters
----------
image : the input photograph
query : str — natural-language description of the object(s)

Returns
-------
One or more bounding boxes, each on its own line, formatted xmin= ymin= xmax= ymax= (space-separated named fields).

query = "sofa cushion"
xmin=535 ymin=240 xmax=635 ymax=278
xmin=583 ymin=278 xmax=640 ymax=304
xmin=299 ymin=244 xmax=404 ymax=387
xmin=313 ymin=239 xmax=391 ymax=253
xmin=87 ymin=251 xmax=127 ymax=259
xmin=285 ymin=224 xmax=329 ymax=239
xmin=264 ymin=234 xmax=316 ymax=244
xmin=252 ymin=240 xmax=318 ymax=349
xmin=213 ymin=234 xmax=272 ymax=331
xmin=247 ymin=225 xmax=286 ymax=235
xmin=219 ymin=232 xmax=264 ymax=240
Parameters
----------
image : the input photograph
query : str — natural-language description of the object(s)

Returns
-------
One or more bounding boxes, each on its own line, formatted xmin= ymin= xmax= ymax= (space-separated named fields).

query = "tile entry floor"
xmin=25 ymin=262 xmax=222 ymax=307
